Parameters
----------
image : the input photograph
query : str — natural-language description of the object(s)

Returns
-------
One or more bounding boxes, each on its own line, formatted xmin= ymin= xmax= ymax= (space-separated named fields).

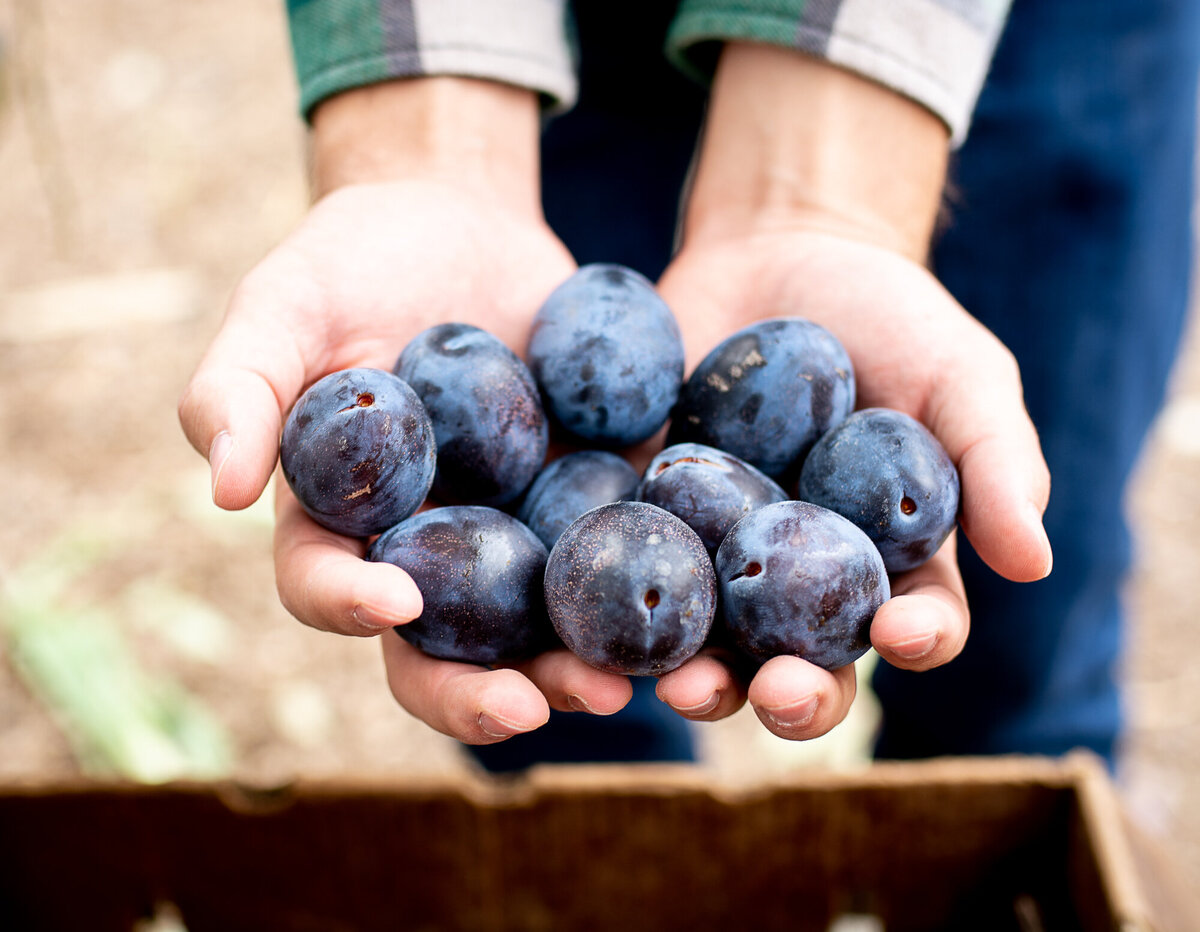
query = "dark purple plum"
xmin=367 ymin=506 xmax=554 ymax=664
xmin=667 ymin=317 xmax=855 ymax=481
xmin=279 ymin=367 xmax=435 ymax=537
xmin=544 ymin=502 xmax=716 ymax=676
xmin=394 ymin=323 xmax=547 ymax=507
xmin=517 ymin=450 xmax=640 ymax=550
xmin=716 ymin=501 xmax=889 ymax=671
xmin=637 ymin=443 xmax=788 ymax=554
xmin=527 ymin=264 xmax=684 ymax=447
xmin=798 ymin=407 xmax=960 ymax=573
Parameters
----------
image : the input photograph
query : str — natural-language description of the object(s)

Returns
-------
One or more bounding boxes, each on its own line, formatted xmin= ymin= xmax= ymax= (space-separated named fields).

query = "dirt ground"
xmin=2 ymin=0 xmax=1199 ymax=903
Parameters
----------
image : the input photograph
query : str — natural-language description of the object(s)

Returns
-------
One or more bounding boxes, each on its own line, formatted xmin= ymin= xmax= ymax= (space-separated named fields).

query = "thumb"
xmin=926 ymin=346 xmax=1052 ymax=583
xmin=178 ymin=272 xmax=312 ymax=510
xmin=655 ymin=258 xmax=738 ymax=372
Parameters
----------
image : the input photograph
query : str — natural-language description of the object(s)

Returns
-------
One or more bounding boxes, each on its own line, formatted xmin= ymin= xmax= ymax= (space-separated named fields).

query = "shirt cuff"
xmin=288 ymin=0 xmax=577 ymax=120
xmin=665 ymin=0 xmax=1011 ymax=146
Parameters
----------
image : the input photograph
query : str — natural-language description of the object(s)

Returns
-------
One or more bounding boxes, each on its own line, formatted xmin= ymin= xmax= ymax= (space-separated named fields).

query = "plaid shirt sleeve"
xmin=286 ymin=0 xmax=577 ymax=119
xmin=665 ymin=0 xmax=1012 ymax=144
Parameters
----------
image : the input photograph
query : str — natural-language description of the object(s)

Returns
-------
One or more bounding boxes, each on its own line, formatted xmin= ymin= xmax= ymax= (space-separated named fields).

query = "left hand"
xmin=652 ymin=223 xmax=1048 ymax=738
xmin=645 ymin=43 xmax=1050 ymax=740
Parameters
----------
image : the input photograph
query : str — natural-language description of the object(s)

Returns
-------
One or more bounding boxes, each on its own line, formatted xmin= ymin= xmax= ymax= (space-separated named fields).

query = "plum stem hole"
xmin=356 ymin=392 xmax=375 ymax=408
xmin=900 ymin=496 xmax=917 ymax=515
xmin=744 ymin=562 xmax=762 ymax=577
xmin=644 ymin=590 xmax=661 ymax=609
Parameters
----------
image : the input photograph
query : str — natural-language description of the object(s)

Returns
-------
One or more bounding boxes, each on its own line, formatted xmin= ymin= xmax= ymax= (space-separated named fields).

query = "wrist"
xmin=309 ymin=77 xmax=542 ymax=212
xmin=683 ymin=43 xmax=950 ymax=262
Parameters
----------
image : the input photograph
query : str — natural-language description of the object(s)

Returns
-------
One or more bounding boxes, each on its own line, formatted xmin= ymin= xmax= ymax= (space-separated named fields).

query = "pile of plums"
xmin=279 ymin=264 xmax=960 ymax=676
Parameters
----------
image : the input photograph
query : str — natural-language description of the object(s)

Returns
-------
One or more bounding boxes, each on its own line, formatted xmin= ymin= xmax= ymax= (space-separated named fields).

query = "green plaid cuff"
xmin=287 ymin=0 xmax=576 ymax=120
xmin=666 ymin=0 xmax=1011 ymax=144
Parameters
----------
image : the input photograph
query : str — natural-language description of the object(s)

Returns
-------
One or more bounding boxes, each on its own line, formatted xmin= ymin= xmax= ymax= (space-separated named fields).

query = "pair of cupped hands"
xmin=177 ymin=178 xmax=1050 ymax=747
xmin=177 ymin=52 xmax=1051 ymax=749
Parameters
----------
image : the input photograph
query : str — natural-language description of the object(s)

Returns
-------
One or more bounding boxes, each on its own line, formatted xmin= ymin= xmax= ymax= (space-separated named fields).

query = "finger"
xmin=274 ymin=484 xmax=422 ymax=635
xmin=747 ymin=655 xmax=857 ymax=740
xmin=925 ymin=341 xmax=1052 ymax=583
xmin=381 ymin=635 xmax=550 ymax=744
xmin=655 ymin=652 xmax=749 ymax=721
xmin=871 ymin=537 xmax=969 ymax=671
xmin=511 ymin=649 xmax=633 ymax=715
xmin=178 ymin=264 xmax=315 ymax=511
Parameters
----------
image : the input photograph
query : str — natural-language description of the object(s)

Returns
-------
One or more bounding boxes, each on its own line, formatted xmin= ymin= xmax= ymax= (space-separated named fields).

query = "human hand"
xmin=651 ymin=44 xmax=1052 ymax=739
xmin=654 ymin=229 xmax=1051 ymax=734
xmin=178 ymin=79 xmax=633 ymax=744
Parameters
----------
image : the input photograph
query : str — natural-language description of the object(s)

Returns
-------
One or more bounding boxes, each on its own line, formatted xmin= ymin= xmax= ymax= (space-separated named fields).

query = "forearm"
xmin=309 ymin=77 xmax=543 ymax=212
xmin=683 ymin=42 xmax=950 ymax=262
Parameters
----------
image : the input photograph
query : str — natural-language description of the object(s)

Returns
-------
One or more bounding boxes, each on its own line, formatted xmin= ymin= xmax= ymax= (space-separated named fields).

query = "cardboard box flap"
xmin=0 ymin=754 xmax=1183 ymax=932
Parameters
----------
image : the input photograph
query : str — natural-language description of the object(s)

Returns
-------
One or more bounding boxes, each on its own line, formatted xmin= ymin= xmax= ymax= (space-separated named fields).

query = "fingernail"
xmin=672 ymin=692 xmax=720 ymax=716
xmin=1027 ymin=502 xmax=1054 ymax=578
xmin=209 ymin=431 xmax=234 ymax=501
xmin=761 ymin=694 xmax=819 ymax=729
xmin=1039 ymin=541 xmax=1054 ymax=578
xmin=890 ymin=629 xmax=939 ymax=660
xmin=567 ymin=694 xmax=622 ymax=715
xmin=352 ymin=603 xmax=406 ymax=630
xmin=478 ymin=712 xmax=535 ymax=738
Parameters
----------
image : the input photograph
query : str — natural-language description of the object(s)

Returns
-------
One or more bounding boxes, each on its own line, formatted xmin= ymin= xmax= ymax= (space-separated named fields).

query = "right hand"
xmin=178 ymin=80 xmax=636 ymax=745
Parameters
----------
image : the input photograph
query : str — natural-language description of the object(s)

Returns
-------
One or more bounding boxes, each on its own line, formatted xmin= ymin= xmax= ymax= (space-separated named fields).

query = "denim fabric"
xmin=468 ymin=677 xmax=696 ymax=772
xmin=873 ymin=0 xmax=1200 ymax=765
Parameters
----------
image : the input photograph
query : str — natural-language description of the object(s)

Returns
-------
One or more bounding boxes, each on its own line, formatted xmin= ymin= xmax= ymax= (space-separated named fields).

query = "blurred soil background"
xmin=2 ymin=0 xmax=1199 ymax=898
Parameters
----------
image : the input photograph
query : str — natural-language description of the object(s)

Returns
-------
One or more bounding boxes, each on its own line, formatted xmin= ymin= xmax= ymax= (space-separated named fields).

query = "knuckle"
xmin=228 ymin=264 xmax=278 ymax=314
xmin=986 ymin=339 xmax=1024 ymax=391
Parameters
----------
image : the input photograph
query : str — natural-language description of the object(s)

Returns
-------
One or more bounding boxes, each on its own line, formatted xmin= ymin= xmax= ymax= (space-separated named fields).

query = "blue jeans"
xmin=873 ymin=0 xmax=1199 ymax=764
xmin=470 ymin=0 xmax=1199 ymax=771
